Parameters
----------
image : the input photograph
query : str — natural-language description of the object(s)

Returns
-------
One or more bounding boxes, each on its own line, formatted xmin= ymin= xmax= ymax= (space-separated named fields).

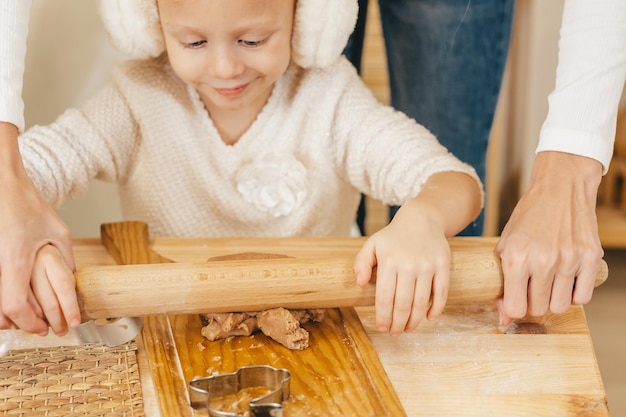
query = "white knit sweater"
xmin=19 ymin=55 xmax=480 ymax=238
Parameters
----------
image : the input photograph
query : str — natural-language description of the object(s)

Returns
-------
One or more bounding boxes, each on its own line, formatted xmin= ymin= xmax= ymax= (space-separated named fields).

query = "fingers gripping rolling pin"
xmin=75 ymin=222 xmax=609 ymax=320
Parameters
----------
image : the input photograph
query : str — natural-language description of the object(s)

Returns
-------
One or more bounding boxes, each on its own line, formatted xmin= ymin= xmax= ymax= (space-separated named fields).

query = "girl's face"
xmin=158 ymin=0 xmax=294 ymax=116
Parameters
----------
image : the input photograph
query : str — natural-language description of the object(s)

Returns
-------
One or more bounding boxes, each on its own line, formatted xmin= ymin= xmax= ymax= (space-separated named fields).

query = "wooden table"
xmin=72 ymin=236 xmax=609 ymax=417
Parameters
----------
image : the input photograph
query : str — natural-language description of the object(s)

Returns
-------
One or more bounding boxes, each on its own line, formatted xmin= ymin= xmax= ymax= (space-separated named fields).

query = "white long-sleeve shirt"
xmin=0 ymin=0 xmax=31 ymax=132
xmin=18 ymin=56 xmax=480 ymax=238
xmin=537 ymin=0 xmax=626 ymax=174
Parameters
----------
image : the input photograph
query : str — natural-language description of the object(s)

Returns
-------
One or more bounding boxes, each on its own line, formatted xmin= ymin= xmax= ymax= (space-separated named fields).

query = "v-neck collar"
xmin=186 ymin=69 xmax=291 ymax=154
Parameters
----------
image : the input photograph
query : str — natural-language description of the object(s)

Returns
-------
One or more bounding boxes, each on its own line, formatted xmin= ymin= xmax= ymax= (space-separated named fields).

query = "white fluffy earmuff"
xmin=98 ymin=0 xmax=358 ymax=69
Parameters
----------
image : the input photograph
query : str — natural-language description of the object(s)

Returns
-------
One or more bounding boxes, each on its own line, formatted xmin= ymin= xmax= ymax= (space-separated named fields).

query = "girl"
xmin=13 ymin=0 xmax=482 ymax=339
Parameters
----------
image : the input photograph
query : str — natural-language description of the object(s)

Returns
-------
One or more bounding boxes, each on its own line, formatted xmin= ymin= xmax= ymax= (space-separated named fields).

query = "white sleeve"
xmin=0 ymin=0 xmax=31 ymax=132
xmin=537 ymin=0 xmax=626 ymax=174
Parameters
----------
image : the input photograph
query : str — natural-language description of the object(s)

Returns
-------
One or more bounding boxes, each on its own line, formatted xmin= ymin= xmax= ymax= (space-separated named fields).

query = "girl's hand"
xmin=354 ymin=205 xmax=451 ymax=335
xmin=29 ymin=245 xmax=80 ymax=336
xmin=353 ymin=171 xmax=481 ymax=336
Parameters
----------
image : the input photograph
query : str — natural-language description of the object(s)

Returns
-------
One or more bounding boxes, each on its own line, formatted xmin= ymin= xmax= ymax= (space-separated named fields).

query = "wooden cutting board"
xmin=102 ymin=221 xmax=406 ymax=416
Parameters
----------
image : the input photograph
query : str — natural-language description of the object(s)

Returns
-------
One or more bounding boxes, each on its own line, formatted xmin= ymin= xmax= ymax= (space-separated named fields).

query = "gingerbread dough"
xmin=200 ymin=308 xmax=325 ymax=350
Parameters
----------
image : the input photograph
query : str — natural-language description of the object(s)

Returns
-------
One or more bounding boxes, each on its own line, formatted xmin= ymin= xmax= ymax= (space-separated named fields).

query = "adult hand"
xmin=0 ymin=122 xmax=77 ymax=335
xmin=495 ymin=151 xmax=604 ymax=325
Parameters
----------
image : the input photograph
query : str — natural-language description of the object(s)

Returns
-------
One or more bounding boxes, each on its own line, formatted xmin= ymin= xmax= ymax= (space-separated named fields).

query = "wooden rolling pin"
xmin=75 ymin=222 xmax=609 ymax=320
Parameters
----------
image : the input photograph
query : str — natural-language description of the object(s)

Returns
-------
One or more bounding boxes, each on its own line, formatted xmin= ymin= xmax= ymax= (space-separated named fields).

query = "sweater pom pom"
xmin=236 ymin=152 xmax=308 ymax=217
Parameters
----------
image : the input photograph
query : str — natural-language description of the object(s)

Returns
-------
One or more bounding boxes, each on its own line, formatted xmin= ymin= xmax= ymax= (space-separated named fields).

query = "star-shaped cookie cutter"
xmin=189 ymin=365 xmax=291 ymax=417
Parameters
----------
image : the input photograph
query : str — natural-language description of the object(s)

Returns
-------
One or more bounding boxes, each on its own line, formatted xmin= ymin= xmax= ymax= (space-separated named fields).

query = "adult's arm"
xmin=496 ymin=0 xmax=626 ymax=323
xmin=537 ymin=0 xmax=626 ymax=169
xmin=0 ymin=0 xmax=30 ymax=132
xmin=0 ymin=0 xmax=77 ymax=334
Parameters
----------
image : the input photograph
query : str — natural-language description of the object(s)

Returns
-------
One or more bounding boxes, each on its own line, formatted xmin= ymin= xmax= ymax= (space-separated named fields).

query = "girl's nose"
xmin=207 ymin=45 xmax=245 ymax=79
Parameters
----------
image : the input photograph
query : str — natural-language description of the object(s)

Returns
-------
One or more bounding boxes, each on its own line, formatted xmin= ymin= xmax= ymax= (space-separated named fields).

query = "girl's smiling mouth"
xmin=214 ymin=83 xmax=250 ymax=97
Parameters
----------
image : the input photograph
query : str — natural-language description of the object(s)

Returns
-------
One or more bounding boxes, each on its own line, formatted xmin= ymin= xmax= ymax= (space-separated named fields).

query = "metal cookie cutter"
xmin=189 ymin=365 xmax=291 ymax=417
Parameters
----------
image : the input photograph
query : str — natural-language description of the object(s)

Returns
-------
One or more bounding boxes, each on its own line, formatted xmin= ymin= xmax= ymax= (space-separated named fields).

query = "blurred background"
xmin=22 ymin=0 xmax=625 ymax=414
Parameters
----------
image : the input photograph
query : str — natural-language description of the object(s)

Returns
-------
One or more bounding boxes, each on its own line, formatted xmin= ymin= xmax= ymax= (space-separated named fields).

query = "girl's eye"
xmin=238 ymin=38 xmax=266 ymax=48
xmin=185 ymin=40 xmax=206 ymax=49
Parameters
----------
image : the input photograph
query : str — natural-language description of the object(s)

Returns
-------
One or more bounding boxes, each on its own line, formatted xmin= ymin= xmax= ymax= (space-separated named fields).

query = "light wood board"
xmin=70 ymin=233 xmax=610 ymax=417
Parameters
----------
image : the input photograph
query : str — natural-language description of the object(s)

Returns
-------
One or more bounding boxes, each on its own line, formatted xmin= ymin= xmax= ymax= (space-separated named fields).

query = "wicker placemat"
xmin=0 ymin=342 xmax=144 ymax=416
